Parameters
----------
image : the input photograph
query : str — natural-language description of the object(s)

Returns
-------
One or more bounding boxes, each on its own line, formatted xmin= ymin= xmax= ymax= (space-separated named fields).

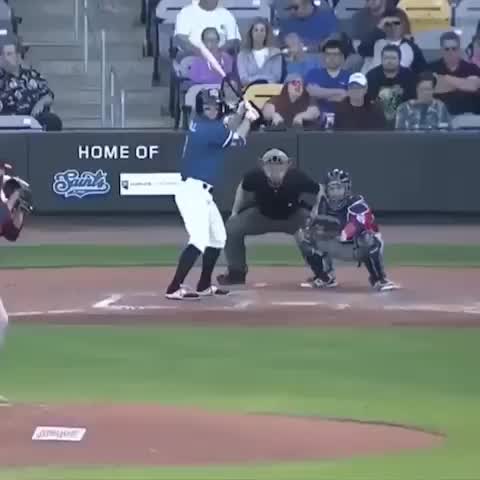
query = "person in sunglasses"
xmin=429 ymin=31 xmax=480 ymax=117
xmin=358 ymin=8 xmax=425 ymax=75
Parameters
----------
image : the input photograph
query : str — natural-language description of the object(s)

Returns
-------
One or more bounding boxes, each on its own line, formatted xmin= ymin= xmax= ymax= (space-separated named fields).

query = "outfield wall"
xmin=3 ymin=130 xmax=479 ymax=214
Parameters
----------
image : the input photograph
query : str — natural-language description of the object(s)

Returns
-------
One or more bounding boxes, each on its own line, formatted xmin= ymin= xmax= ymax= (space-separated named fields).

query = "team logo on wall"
xmin=52 ymin=169 xmax=111 ymax=199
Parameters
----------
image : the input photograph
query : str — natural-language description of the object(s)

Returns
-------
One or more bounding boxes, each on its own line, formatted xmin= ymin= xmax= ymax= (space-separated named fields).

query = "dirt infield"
xmin=3 ymin=265 xmax=480 ymax=327
xmin=0 ymin=404 xmax=442 ymax=467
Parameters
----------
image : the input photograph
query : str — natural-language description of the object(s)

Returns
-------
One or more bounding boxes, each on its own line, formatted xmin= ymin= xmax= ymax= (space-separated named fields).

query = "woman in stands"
xmin=358 ymin=8 xmax=426 ymax=75
xmin=189 ymin=27 xmax=234 ymax=85
xmin=262 ymin=73 xmax=320 ymax=127
xmin=236 ymin=17 xmax=283 ymax=87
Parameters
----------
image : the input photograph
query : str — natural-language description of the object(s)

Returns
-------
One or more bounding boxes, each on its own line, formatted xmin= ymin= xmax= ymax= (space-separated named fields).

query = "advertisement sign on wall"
xmin=119 ymin=173 xmax=181 ymax=196
xmin=52 ymin=169 xmax=111 ymax=199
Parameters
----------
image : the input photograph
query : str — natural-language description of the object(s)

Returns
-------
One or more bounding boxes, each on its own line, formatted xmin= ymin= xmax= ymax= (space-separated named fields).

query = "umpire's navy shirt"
xmin=242 ymin=167 xmax=319 ymax=220
xmin=181 ymin=116 xmax=236 ymax=186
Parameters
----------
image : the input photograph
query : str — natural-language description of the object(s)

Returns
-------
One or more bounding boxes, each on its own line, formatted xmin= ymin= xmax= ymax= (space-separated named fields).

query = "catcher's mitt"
xmin=306 ymin=214 xmax=341 ymax=240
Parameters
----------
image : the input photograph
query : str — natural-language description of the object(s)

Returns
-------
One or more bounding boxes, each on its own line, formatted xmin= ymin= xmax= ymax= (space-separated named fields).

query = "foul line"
xmin=92 ymin=294 xmax=124 ymax=309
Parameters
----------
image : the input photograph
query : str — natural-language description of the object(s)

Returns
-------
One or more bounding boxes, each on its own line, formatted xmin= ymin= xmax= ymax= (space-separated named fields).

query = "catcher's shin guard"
xmin=357 ymin=232 xmax=387 ymax=285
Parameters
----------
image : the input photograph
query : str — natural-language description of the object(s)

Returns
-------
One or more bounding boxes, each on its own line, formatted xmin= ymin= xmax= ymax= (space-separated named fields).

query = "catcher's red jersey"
xmin=320 ymin=194 xmax=379 ymax=241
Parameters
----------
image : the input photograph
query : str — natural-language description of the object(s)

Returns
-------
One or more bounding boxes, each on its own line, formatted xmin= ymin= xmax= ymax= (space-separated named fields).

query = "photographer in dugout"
xmin=297 ymin=168 xmax=399 ymax=291
xmin=0 ymin=162 xmax=32 ymax=401
xmin=217 ymin=148 xmax=324 ymax=285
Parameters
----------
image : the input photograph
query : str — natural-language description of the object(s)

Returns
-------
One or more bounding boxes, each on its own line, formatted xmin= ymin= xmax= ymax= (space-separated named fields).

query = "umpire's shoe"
xmin=217 ymin=270 xmax=246 ymax=286
xmin=165 ymin=287 xmax=200 ymax=300
xmin=197 ymin=285 xmax=230 ymax=296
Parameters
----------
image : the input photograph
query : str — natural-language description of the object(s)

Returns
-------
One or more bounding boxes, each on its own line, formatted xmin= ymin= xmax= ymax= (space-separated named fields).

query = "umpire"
xmin=217 ymin=148 xmax=322 ymax=285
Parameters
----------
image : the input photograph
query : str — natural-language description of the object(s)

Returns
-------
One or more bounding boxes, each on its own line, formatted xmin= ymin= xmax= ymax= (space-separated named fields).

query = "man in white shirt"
xmin=174 ymin=0 xmax=241 ymax=55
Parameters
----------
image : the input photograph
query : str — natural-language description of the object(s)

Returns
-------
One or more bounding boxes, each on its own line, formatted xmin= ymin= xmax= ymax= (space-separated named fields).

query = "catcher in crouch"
xmin=297 ymin=168 xmax=398 ymax=292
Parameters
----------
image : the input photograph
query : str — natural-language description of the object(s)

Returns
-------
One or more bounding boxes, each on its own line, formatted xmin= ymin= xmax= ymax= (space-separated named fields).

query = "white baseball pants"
xmin=0 ymin=297 xmax=8 ymax=347
xmin=175 ymin=178 xmax=226 ymax=253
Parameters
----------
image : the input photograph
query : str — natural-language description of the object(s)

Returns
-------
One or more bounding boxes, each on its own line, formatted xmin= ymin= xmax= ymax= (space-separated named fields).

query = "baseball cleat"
xmin=374 ymin=279 xmax=400 ymax=292
xmin=0 ymin=395 xmax=10 ymax=407
xmin=300 ymin=276 xmax=338 ymax=289
xmin=217 ymin=271 xmax=246 ymax=286
xmin=197 ymin=285 xmax=230 ymax=296
xmin=165 ymin=287 xmax=200 ymax=300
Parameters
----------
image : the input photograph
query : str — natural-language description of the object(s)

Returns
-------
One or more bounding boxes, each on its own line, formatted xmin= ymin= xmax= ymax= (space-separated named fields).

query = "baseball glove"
xmin=307 ymin=214 xmax=341 ymax=240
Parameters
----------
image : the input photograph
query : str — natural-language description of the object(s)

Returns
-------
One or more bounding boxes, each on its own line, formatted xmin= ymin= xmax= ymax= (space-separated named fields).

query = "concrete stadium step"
xmin=21 ymin=28 xmax=145 ymax=44
xmin=27 ymin=43 xmax=144 ymax=62
xmin=61 ymin=116 xmax=175 ymax=129
xmin=37 ymin=60 xmax=153 ymax=77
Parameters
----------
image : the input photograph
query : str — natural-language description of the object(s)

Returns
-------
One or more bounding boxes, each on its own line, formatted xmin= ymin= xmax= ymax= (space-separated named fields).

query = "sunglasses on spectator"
xmin=288 ymin=79 xmax=303 ymax=87
xmin=384 ymin=20 xmax=401 ymax=27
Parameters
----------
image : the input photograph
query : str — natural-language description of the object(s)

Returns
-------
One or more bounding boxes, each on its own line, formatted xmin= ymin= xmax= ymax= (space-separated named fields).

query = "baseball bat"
xmin=193 ymin=39 xmax=244 ymax=101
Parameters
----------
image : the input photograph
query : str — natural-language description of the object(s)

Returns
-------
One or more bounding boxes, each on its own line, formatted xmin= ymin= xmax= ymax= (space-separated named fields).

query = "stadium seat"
xmin=0 ymin=1 xmax=11 ymax=21
xmin=0 ymin=116 xmax=43 ymax=131
xmin=244 ymin=83 xmax=283 ymax=110
xmin=398 ymin=0 xmax=451 ymax=32
xmin=454 ymin=0 xmax=480 ymax=30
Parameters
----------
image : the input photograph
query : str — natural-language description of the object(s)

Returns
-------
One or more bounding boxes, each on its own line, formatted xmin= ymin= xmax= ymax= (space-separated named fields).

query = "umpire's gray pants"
xmin=224 ymin=207 xmax=310 ymax=272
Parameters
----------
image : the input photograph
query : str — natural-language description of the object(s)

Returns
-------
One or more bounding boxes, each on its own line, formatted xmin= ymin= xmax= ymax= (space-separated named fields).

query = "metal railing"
xmin=83 ymin=0 xmax=88 ymax=73
xmin=74 ymin=0 xmax=79 ymax=41
xmin=81 ymin=2 xmax=127 ymax=127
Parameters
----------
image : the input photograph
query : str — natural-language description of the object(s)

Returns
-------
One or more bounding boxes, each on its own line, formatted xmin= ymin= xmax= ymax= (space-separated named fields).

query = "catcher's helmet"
xmin=195 ymin=88 xmax=224 ymax=117
xmin=325 ymin=168 xmax=351 ymax=210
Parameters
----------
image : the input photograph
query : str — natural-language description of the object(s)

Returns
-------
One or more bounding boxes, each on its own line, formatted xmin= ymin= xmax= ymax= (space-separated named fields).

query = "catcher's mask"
xmin=1 ymin=175 xmax=34 ymax=214
xmin=195 ymin=88 xmax=224 ymax=119
xmin=260 ymin=148 xmax=291 ymax=188
xmin=325 ymin=168 xmax=351 ymax=210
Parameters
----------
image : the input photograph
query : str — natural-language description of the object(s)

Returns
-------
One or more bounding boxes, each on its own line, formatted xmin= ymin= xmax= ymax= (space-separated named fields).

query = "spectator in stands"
xmin=279 ymin=0 xmax=338 ymax=48
xmin=366 ymin=44 xmax=415 ymax=124
xmin=334 ymin=72 xmax=387 ymax=129
xmin=0 ymin=40 xmax=62 ymax=131
xmin=347 ymin=0 xmax=398 ymax=42
xmin=395 ymin=71 xmax=451 ymax=130
xmin=189 ymin=27 xmax=233 ymax=84
xmin=305 ymin=39 xmax=349 ymax=116
xmin=358 ymin=8 xmax=425 ymax=74
xmin=429 ymin=32 xmax=480 ymax=116
xmin=236 ymin=18 xmax=282 ymax=88
xmin=283 ymin=33 xmax=318 ymax=78
xmin=174 ymin=0 xmax=241 ymax=56
xmin=262 ymin=73 xmax=320 ymax=127
xmin=466 ymin=32 xmax=480 ymax=69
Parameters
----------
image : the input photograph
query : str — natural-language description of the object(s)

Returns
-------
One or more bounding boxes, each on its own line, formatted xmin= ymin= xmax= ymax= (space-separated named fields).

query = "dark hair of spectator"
xmin=440 ymin=31 xmax=460 ymax=46
xmin=382 ymin=8 xmax=411 ymax=35
xmin=244 ymin=17 xmax=274 ymax=50
xmin=201 ymin=27 xmax=220 ymax=43
xmin=381 ymin=44 xmax=401 ymax=59
xmin=321 ymin=39 xmax=345 ymax=57
xmin=416 ymin=71 xmax=437 ymax=88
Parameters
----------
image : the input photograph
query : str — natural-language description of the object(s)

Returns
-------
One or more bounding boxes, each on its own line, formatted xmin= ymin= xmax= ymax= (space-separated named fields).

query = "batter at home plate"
xmin=165 ymin=88 xmax=259 ymax=300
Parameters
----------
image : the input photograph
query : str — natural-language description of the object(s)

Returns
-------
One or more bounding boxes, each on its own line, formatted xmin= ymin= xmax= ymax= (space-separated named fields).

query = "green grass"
xmin=1 ymin=326 xmax=480 ymax=480
xmin=2 ymin=243 xmax=480 ymax=269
